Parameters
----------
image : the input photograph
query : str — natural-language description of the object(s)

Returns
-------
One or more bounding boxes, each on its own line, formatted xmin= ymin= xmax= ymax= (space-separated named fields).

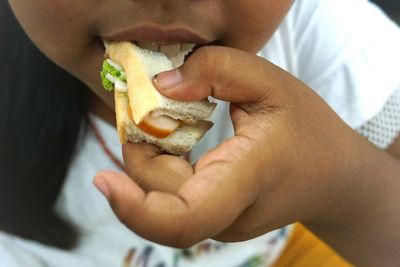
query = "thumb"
xmin=153 ymin=45 xmax=286 ymax=106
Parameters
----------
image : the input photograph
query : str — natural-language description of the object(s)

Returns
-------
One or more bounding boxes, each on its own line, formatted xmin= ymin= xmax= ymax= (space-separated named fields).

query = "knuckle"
xmin=193 ymin=45 xmax=219 ymax=62
xmin=125 ymin=164 xmax=143 ymax=180
xmin=122 ymin=167 xmax=143 ymax=187
xmin=110 ymin=199 xmax=132 ymax=227
xmin=190 ymin=46 xmax=225 ymax=77
xmin=187 ymin=46 xmax=236 ymax=97
xmin=172 ymin=213 xmax=200 ymax=248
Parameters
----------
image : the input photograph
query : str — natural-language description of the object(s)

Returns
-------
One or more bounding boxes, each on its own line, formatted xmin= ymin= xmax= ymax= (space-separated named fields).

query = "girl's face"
xmin=9 ymin=0 xmax=292 ymax=107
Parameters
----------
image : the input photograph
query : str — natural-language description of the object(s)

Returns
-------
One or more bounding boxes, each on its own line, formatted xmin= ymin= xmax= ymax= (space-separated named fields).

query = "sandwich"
xmin=100 ymin=41 xmax=216 ymax=155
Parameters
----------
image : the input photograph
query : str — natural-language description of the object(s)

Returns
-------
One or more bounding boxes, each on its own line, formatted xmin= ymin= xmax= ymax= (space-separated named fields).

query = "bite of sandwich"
xmin=100 ymin=41 xmax=216 ymax=155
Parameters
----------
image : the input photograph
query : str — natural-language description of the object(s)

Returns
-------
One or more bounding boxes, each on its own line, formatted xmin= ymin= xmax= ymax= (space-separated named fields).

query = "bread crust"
xmin=114 ymin=91 xmax=213 ymax=155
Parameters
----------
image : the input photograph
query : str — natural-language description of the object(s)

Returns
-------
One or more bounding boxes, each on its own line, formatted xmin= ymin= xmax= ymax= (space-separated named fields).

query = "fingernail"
xmin=93 ymin=176 xmax=111 ymax=200
xmin=153 ymin=69 xmax=182 ymax=90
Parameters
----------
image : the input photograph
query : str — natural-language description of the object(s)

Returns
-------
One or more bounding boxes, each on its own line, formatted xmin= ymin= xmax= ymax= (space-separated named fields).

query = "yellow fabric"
xmin=273 ymin=224 xmax=353 ymax=267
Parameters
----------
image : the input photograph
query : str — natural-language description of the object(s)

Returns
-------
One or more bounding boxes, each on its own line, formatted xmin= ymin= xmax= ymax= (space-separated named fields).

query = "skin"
xmin=8 ymin=0 xmax=400 ymax=266
xmin=8 ymin=0 xmax=290 ymax=123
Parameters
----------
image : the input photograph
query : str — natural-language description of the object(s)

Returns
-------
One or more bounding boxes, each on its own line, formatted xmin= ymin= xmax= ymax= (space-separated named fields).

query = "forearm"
xmin=305 ymin=133 xmax=400 ymax=266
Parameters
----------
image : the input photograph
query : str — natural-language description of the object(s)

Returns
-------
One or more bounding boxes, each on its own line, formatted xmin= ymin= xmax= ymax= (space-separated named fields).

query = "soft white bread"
xmin=105 ymin=41 xmax=216 ymax=125
xmin=115 ymin=91 xmax=213 ymax=155
xmin=106 ymin=41 xmax=216 ymax=155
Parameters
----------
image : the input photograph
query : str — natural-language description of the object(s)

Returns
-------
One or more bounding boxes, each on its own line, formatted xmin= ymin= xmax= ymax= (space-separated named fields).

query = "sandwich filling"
xmin=101 ymin=59 xmax=127 ymax=92
xmin=100 ymin=42 xmax=195 ymax=138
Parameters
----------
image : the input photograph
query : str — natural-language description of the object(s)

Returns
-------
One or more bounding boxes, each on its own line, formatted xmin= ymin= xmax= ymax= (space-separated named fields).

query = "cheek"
xmin=8 ymin=0 xmax=108 ymax=104
xmin=8 ymin=0 xmax=96 ymax=69
xmin=223 ymin=0 xmax=293 ymax=53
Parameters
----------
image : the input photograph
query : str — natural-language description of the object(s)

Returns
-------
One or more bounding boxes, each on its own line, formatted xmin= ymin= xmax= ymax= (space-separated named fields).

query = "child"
xmin=1 ymin=0 xmax=400 ymax=267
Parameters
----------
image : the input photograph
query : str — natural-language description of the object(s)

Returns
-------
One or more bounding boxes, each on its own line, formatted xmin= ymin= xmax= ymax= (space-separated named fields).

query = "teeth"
xmin=136 ymin=42 xmax=196 ymax=54
xmin=181 ymin=43 xmax=196 ymax=53
xmin=136 ymin=42 xmax=160 ymax=51
xmin=160 ymin=44 xmax=181 ymax=58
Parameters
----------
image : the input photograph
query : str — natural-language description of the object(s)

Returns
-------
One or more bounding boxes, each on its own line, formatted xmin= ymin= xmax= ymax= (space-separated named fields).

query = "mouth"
xmin=102 ymin=24 xmax=212 ymax=44
xmin=134 ymin=42 xmax=196 ymax=56
xmin=101 ymin=24 xmax=218 ymax=59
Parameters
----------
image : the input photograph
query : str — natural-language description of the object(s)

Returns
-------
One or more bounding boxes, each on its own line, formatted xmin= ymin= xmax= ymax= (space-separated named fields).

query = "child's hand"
xmin=94 ymin=46 xmax=375 ymax=248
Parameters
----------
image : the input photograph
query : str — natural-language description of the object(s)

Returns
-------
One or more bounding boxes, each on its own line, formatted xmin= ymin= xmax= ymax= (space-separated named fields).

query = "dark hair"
xmin=0 ymin=2 xmax=89 ymax=249
xmin=373 ymin=0 xmax=400 ymax=21
xmin=373 ymin=0 xmax=400 ymax=11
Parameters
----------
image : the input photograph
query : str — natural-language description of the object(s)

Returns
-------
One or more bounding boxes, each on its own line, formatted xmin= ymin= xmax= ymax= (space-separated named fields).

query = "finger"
xmin=94 ymin=147 xmax=260 ymax=248
xmin=122 ymin=142 xmax=193 ymax=193
xmin=94 ymin=170 xmax=194 ymax=247
xmin=153 ymin=45 xmax=287 ymax=106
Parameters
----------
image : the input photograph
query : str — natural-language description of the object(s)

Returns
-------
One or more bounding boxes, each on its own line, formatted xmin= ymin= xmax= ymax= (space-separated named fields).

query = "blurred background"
xmin=372 ymin=0 xmax=400 ymax=23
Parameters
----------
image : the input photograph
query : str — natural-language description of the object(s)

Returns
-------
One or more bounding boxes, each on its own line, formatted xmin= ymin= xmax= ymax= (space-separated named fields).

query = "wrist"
xmin=306 ymin=129 xmax=379 ymax=225
xmin=304 ymin=130 xmax=400 ymax=265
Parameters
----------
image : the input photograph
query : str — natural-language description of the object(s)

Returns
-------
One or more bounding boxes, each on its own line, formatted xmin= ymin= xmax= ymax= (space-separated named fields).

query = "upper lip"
xmin=102 ymin=24 xmax=211 ymax=45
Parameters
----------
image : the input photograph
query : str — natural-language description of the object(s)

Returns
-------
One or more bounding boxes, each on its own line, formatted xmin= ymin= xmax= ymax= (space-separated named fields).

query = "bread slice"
xmin=115 ymin=91 xmax=213 ymax=155
xmin=105 ymin=41 xmax=216 ymax=155
xmin=105 ymin=41 xmax=216 ymax=125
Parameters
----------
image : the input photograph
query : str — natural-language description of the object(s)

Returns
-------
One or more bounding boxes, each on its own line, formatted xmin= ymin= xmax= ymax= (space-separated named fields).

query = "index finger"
xmin=122 ymin=142 xmax=193 ymax=193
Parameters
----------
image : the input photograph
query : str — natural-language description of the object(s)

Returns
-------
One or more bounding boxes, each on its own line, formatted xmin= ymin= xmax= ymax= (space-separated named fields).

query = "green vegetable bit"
xmin=100 ymin=60 xmax=126 ymax=91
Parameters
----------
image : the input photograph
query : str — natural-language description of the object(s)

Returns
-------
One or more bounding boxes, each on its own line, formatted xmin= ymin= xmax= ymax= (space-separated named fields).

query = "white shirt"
xmin=263 ymin=0 xmax=400 ymax=129
xmin=1 ymin=0 xmax=400 ymax=266
xmin=0 ymin=115 xmax=289 ymax=267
